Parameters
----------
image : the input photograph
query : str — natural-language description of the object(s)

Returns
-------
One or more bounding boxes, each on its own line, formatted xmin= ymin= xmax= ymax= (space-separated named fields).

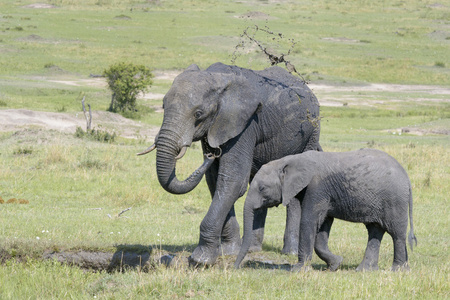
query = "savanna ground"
xmin=0 ymin=0 xmax=449 ymax=299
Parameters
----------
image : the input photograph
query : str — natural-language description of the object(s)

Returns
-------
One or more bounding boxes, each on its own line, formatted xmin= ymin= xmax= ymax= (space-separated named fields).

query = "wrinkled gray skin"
xmin=141 ymin=63 xmax=322 ymax=266
xmin=235 ymin=149 xmax=417 ymax=271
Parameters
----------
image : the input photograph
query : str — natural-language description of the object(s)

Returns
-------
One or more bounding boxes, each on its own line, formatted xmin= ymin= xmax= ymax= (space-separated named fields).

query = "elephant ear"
xmin=280 ymin=156 xmax=315 ymax=206
xmin=207 ymin=75 xmax=262 ymax=148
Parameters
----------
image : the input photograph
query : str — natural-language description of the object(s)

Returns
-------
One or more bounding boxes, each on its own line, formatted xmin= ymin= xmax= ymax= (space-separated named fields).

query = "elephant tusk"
xmin=175 ymin=146 xmax=188 ymax=160
xmin=137 ymin=144 xmax=156 ymax=156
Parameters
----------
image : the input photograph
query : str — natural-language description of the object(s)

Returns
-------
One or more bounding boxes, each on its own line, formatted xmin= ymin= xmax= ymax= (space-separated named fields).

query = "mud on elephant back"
xmin=138 ymin=62 xmax=322 ymax=267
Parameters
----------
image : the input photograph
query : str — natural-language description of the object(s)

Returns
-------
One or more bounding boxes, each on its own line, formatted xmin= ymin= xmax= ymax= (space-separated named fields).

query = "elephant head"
xmin=139 ymin=63 xmax=262 ymax=194
xmin=234 ymin=154 xmax=316 ymax=268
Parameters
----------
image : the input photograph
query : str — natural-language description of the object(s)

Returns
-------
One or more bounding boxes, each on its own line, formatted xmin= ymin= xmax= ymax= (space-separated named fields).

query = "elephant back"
xmin=207 ymin=63 xmax=318 ymax=104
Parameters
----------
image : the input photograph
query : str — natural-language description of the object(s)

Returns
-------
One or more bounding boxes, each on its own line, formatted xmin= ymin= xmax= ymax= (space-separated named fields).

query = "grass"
xmin=0 ymin=0 xmax=449 ymax=299
xmin=0 ymin=108 xmax=448 ymax=298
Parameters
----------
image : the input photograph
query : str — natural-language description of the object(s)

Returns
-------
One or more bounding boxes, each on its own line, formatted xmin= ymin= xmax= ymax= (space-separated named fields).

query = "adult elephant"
xmin=139 ymin=62 xmax=322 ymax=266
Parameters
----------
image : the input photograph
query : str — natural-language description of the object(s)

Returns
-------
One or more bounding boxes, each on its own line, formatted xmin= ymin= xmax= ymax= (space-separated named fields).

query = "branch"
xmin=118 ymin=207 xmax=132 ymax=217
xmin=81 ymin=96 xmax=92 ymax=131
xmin=233 ymin=25 xmax=306 ymax=83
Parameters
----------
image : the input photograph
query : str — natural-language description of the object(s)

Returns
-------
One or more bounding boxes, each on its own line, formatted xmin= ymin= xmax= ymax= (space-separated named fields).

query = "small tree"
xmin=104 ymin=62 xmax=153 ymax=113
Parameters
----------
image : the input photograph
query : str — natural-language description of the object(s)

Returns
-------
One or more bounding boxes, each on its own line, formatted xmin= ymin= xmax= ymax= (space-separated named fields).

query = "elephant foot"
xmin=391 ymin=262 xmax=410 ymax=272
xmin=327 ymin=255 xmax=343 ymax=272
xmin=291 ymin=263 xmax=311 ymax=272
xmin=356 ymin=262 xmax=379 ymax=272
xmin=248 ymin=244 xmax=262 ymax=253
xmin=219 ymin=239 xmax=241 ymax=256
xmin=188 ymin=245 xmax=219 ymax=268
xmin=281 ymin=244 xmax=298 ymax=255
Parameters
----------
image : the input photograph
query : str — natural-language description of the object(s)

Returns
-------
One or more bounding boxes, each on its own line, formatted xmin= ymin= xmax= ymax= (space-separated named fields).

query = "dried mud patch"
xmin=39 ymin=249 xmax=292 ymax=272
xmin=0 ymin=241 xmax=295 ymax=273
xmin=43 ymin=250 xmax=154 ymax=272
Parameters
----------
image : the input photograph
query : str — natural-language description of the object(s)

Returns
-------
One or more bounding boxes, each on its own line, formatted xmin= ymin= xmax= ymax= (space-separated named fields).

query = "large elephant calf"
xmin=235 ymin=149 xmax=417 ymax=271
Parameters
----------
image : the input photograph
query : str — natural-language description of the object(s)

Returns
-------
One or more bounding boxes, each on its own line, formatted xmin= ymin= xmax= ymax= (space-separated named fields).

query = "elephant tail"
xmin=407 ymin=184 xmax=418 ymax=251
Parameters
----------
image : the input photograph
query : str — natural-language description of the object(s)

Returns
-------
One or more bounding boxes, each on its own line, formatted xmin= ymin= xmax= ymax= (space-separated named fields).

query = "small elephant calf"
xmin=235 ymin=149 xmax=417 ymax=271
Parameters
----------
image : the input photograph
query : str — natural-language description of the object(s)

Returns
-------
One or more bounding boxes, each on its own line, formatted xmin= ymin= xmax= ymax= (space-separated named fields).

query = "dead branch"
xmin=118 ymin=207 xmax=132 ymax=217
xmin=233 ymin=25 xmax=306 ymax=83
xmin=81 ymin=96 xmax=92 ymax=131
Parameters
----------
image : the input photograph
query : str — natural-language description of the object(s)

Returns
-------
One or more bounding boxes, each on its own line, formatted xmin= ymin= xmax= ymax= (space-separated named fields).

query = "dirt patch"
xmin=387 ymin=127 xmax=450 ymax=136
xmin=47 ymin=77 xmax=107 ymax=88
xmin=43 ymin=250 xmax=168 ymax=272
xmin=23 ymin=3 xmax=58 ymax=9
xmin=40 ymin=249 xmax=291 ymax=272
xmin=308 ymin=83 xmax=450 ymax=107
xmin=322 ymin=37 xmax=360 ymax=43
xmin=238 ymin=11 xmax=275 ymax=20
xmin=0 ymin=109 xmax=159 ymax=141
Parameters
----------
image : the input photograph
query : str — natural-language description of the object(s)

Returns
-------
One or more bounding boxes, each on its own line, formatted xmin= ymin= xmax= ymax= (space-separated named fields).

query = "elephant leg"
xmin=189 ymin=192 xmax=237 ymax=267
xmin=282 ymin=198 xmax=300 ymax=255
xmin=219 ymin=205 xmax=242 ymax=255
xmin=314 ymin=217 xmax=343 ymax=271
xmin=202 ymin=152 xmax=242 ymax=256
xmin=292 ymin=199 xmax=318 ymax=272
xmin=391 ymin=233 xmax=409 ymax=271
xmin=356 ymin=223 xmax=385 ymax=271
xmin=189 ymin=136 xmax=254 ymax=267
xmin=245 ymin=206 xmax=267 ymax=253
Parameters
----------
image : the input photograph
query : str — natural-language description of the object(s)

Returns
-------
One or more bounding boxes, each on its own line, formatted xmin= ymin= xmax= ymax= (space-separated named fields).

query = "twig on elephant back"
xmin=81 ymin=96 xmax=92 ymax=131
xmin=232 ymin=25 xmax=306 ymax=83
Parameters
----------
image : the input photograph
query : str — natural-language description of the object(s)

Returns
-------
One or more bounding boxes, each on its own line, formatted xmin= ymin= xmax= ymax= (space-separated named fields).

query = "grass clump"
xmin=74 ymin=126 xmax=116 ymax=143
xmin=13 ymin=147 xmax=33 ymax=155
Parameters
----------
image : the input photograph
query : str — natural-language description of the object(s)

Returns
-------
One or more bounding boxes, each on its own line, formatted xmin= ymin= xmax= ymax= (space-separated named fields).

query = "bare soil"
xmin=0 ymin=109 xmax=159 ymax=141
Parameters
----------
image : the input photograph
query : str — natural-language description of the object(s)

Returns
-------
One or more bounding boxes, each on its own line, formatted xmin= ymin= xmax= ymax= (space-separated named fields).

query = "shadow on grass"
xmin=242 ymin=260 xmax=360 ymax=272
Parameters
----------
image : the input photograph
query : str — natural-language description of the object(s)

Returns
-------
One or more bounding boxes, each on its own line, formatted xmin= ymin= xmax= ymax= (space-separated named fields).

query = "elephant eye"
xmin=194 ymin=110 xmax=203 ymax=120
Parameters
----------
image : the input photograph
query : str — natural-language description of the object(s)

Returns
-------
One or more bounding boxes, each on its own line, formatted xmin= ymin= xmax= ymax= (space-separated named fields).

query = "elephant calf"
xmin=235 ymin=149 xmax=417 ymax=271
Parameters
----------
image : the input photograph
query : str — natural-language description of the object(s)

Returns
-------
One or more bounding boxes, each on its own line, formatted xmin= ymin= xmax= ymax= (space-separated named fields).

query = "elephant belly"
xmin=328 ymin=196 xmax=383 ymax=225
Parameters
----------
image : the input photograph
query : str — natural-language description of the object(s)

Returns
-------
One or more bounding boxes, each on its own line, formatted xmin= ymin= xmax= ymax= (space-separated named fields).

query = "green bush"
xmin=103 ymin=62 xmax=153 ymax=113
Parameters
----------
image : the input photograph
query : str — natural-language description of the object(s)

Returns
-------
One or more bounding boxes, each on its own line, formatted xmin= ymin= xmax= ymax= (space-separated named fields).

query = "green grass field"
xmin=0 ymin=0 xmax=449 ymax=299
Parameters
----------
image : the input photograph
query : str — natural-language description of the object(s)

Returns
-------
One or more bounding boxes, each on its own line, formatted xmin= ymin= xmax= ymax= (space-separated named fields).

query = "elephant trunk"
xmin=234 ymin=201 xmax=256 ymax=269
xmin=156 ymin=133 xmax=214 ymax=195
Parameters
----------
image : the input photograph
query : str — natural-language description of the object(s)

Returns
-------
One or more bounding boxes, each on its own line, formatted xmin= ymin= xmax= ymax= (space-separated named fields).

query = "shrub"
xmin=103 ymin=62 xmax=153 ymax=113
xmin=13 ymin=147 xmax=33 ymax=155
xmin=75 ymin=126 xmax=116 ymax=143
